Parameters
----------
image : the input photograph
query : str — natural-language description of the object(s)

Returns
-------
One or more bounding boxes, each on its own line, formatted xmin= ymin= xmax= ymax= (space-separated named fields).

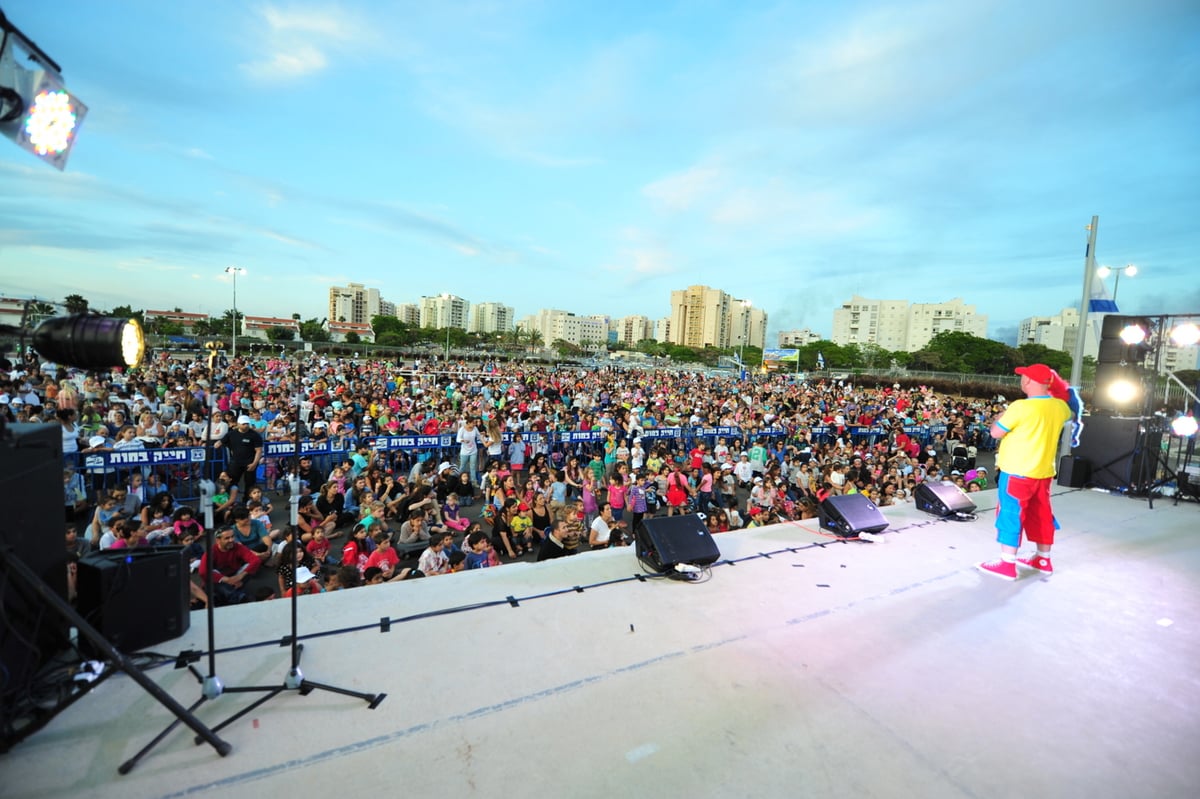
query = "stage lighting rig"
xmin=0 ymin=9 xmax=88 ymax=170
xmin=1 ymin=311 xmax=145 ymax=370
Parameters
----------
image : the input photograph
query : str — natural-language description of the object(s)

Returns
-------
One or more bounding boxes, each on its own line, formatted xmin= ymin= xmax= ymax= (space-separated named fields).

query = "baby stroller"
xmin=951 ymin=445 xmax=975 ymax=472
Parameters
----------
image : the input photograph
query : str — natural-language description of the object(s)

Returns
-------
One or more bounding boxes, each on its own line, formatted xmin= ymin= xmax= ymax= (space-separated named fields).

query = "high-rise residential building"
xmin=905 ymin=298 xmax=988 ymax=350
xmin=328 ymin=283 xmax=381 ymax=325
xmin=655 ymin=317 xmax=671 ymax=343
xmin=419 ymin=293 xmax=470 ymax=329
xmin=1161 ymin=340 xmax=1200 ymax=374
xmin=670 ymin=285 xmax=732 ymax=348
xmin=614 ymin=315 xmax=655 ymax=346
xmin=831 ymin=295 xmax=910 ymax=350
xmin=669 ymin=285 xmax=766 ymax=349
xmin=517 ymin=309 xmax=606 ymax=348
xmin=395 ymin=304 xmax=421 ymax=326
xmin=778 ymin=328 xmax=824 ymax=347
xmin=379 ymin=299 xmax=396 ymax=318
xmin=1019 ymin=308 xmax=1085 ymax=356
xmin=831 ymin=295 xmax=987 ymax=352
xmin=470 ymin=302 xmax=515 ymax=335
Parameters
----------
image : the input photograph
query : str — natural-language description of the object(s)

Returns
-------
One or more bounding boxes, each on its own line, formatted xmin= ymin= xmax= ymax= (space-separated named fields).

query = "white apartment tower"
xmin=395 ymin=303 xmax=421 ymax=326
xmin=419 ymin=294 xmax=470 ymax=330
xmin=329 ymin=283 xmax=381 ymax=325
xmin=614 ymin=315 xmax=656 ymax=346
xmin=470 ymin=302 xmax=515 ymax=334
xmin=778 ymin=328 xmax=824 ymax=347
xmin=517 ymin=309 xmax=606 ymax=348
xmin=832 ymin=295 xmax=987 ymax=352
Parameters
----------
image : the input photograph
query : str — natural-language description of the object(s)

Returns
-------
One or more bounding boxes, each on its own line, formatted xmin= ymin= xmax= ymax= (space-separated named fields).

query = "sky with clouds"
xmin=1 ymin=0 xmax=1198 ymax=345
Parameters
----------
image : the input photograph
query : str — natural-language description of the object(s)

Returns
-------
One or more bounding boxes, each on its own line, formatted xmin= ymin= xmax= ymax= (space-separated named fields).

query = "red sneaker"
xmin=976 ymin=559 xmax=1017 ymax=581
xmin=1017 ymin=554 xmax=1053 ymax=574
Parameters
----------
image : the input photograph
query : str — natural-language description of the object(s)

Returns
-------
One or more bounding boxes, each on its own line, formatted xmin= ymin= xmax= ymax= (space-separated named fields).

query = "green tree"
xmin=266 ymin=326 xmax=295 ymax=342
xmin=1015 ymin=343 xmax=1071 ymax=375
xmin=155 ymin=320 xmax=184 ymax=336
xmin=910 ymin=332 xmax=1015 ymax=375
xmin=344 ymin=331 xmax=361 ymax=344
xmin=299 ymin=318 xmax=330 ymax=342
xmin=553 ymin=338 xmax=583 ymax=357
xmin=64 ymin=294 xmax=90 ymax=315
xmin=108 ymin=305 xmax=145 ymax=326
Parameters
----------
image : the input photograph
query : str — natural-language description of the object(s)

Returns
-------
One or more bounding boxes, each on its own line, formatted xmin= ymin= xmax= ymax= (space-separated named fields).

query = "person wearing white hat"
xmin=214 ymin=413 xmax=264 ymax=496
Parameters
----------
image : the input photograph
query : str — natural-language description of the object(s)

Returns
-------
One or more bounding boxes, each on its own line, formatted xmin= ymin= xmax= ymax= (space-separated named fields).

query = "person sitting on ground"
xmin=199 ymin=526 xmax=263 ymax=605
xmin=537 ymin=519 xmax=582 ymax=561
xmin=366 ymin=531 xmax=414 ymax=581
xmin=417 ymin=533 xmax=451 ymax=576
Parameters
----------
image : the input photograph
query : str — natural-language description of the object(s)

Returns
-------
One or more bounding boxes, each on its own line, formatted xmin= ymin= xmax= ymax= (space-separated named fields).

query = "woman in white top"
xmin=136 ymin=410 xmax=166 ymax=447
xmin=57 ymin=408 xmax=82 ymax=460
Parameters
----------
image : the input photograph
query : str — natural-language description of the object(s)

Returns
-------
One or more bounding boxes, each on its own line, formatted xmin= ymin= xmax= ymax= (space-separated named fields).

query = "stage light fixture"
xmin=1119 ymin=324 xmax=1148 ymax=346
xmin=1171 ymin=415 xmax=1199 ymax=438
xmin=1 ymin=13 xmax=88 ymax=170
xmin=1105 ymin=377 xmax=1141 ymax=406
xmin=1169 ymin=322 xmax=1200 ymax=349
xmin=31 ymin=314 xmax=145 ymax=369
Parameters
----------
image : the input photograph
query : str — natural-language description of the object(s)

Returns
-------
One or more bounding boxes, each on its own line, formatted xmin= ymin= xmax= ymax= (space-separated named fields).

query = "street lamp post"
xmin=224 ymin=266 xmax=246 ymax=359
xmin=1097 ymin=263 xmax=1138 ymax=306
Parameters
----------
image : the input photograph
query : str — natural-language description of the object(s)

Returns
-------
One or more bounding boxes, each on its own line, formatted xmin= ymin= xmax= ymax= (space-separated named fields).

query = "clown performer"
xmin=976 ymin=363 xmax=1083 ymax=581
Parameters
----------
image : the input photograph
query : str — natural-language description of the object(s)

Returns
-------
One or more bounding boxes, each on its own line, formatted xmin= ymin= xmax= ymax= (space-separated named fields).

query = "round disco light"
xmin=1169 ymin=322 xmax=1200 ymax=348
xmin=1171 ymin=415 xmax=1199 ymax=438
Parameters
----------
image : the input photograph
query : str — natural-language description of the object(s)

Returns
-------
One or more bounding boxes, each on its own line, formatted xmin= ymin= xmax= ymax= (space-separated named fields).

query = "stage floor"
xmin=4 ymin=487 xmax=1199 ymax=799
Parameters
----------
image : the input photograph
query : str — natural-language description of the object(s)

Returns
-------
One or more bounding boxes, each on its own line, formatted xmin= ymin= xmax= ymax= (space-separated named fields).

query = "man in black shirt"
xmin=216 ymin=414 xmax=264 ymax=496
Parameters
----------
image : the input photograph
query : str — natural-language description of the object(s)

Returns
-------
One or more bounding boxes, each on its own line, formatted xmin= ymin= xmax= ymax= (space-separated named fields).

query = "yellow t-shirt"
xmin=995 ymin=397 xmax=1072 ymax=478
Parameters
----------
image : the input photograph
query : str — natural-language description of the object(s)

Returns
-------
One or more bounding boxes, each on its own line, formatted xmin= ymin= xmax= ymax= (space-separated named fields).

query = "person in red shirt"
xmin=341 ymin=524 xmax=371 ymax=576
xmin=199 ymin=527 xmax=262 ymax=605
xmin=364 ymin=531 xmax=402 ymax=578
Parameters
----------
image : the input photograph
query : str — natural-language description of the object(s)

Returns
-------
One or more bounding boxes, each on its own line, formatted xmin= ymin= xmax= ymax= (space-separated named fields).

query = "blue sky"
xmin=1 ymin=0 xmax=1198 ymax=345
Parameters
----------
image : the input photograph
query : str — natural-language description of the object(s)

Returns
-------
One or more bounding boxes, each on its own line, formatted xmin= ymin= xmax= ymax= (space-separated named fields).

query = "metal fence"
xmin=69 ymin=421 xmax=971 ymax=505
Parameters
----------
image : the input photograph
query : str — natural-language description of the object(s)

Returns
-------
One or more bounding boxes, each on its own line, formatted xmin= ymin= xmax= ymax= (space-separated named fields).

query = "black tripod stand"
xmin=120 ymin=364 xmax=383 ymax=772
xmin=0 ymin=540 xmax=232 ymax=759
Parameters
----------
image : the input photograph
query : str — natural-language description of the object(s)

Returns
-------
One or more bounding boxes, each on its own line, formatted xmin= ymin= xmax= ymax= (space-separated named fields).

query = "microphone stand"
xmin=190 ymin=373 xmax=385 ymax=743
xmin=119 ymin=346 xmax=240 ymax=772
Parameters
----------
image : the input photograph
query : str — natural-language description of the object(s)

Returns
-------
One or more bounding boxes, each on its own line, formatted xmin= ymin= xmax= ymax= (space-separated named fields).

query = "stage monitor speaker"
xmin=76 ymin=547 xmax=190 ymax=656
xmin=818 ymin=494 xmax=889 ymax=537
xmin=1057 ymin=455 xmax=1089 ymax=488
xmin=914 ymin=482 xmax=978 ymax=517
xmin=1071 ymin=414 xmax=1161 ymax=491
xmin=0 ymin=423 xmax=69 ymax=696
xmin=635 ymin=514 xmax=720 ymax=573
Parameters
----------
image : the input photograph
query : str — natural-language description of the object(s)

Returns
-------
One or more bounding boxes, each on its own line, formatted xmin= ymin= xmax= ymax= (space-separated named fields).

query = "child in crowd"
xmin=417 ymin=534 xmax=450 ymax=575
xmin=172 ymin=506 xmax=203 ymax=541
xmin=441 ymin=492 xmax=471 ymax=532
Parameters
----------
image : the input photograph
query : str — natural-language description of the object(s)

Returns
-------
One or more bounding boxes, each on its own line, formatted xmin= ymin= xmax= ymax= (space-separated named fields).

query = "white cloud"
xmin=243 ymin=45 xmax=328 ymax=81
xmin=643 ymin=166 xmax=723 ymax=211
xmin=239 ymin=5 xmax=375 ymax=83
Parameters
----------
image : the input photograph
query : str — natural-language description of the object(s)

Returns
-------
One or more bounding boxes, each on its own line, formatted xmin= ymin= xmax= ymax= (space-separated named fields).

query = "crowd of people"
xmin=1 ymin=348 xmax=1001 ymax=604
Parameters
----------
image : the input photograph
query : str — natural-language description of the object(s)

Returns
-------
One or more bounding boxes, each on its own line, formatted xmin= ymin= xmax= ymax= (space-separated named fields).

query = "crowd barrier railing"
xmin=69 ymin=421 xmax=969 ymax=506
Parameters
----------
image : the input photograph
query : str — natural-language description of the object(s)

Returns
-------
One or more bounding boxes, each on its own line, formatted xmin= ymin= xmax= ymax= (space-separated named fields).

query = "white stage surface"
xmin=4 ymin=487 xmax=1199 ymax=799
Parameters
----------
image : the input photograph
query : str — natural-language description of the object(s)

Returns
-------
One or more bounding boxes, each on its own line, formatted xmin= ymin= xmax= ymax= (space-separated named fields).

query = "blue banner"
xmin=84 ymin=447 xmax=207 ymax=468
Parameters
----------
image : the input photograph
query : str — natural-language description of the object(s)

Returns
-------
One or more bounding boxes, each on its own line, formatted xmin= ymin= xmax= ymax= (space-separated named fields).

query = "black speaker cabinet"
xmin=0 ymin=423 xmax=68 ymax=694
xmin=635 ymin=514 xmax=720 ymax=573
xmin=914 ymin=482 xmax=978 ymax=517
xmin=1071 ymin=414 xmax=1162 ymax=491
xmin=818 ymin=494 xmax=889 ymax=537
xmin=76 ymin=547 xmax=190 ymax=656
xmin=1057 ymin=455 xmax=1089 ymax=488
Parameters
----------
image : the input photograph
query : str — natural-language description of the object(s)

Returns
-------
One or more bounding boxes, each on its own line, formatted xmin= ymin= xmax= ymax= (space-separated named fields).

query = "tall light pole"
xmin=224 ymin=266 xmax=245 ymax=358
xmin=1096 ymin=263 xmax=1138 ymax=307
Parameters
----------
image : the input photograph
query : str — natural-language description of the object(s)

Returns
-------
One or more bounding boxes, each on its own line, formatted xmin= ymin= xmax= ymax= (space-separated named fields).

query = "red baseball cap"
xmin=1015 ymin=364 xmax=1054 ymax=384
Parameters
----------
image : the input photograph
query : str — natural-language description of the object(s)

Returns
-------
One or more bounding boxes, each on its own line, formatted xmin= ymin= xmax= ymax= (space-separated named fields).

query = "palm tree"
xmin=525 ymin=327 xmax=544 ymax=353
xmin=64 ymin=294 xmax=89 ymax=315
